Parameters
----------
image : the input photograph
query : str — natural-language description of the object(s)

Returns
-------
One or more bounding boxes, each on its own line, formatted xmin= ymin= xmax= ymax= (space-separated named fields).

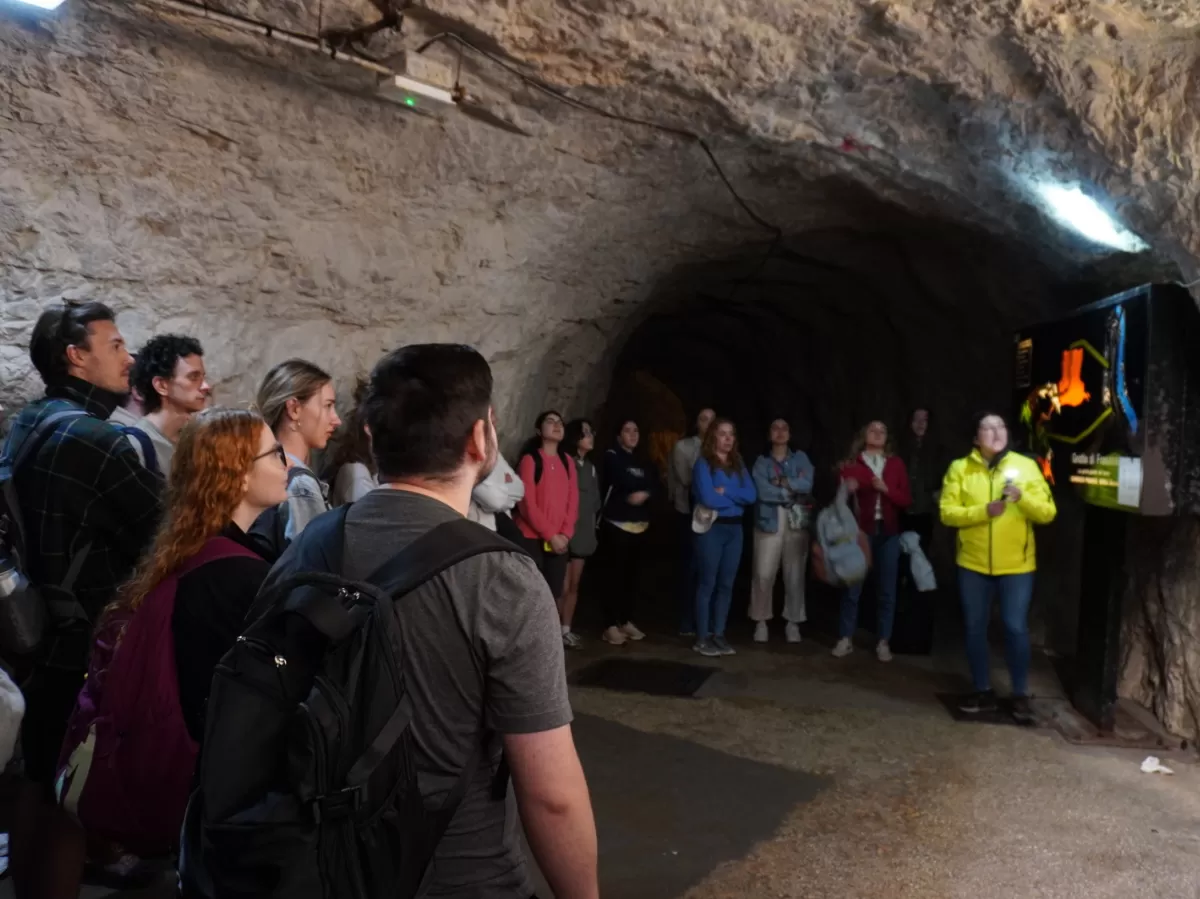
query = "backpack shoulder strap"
xmin=284 ymin=517 xmax=515 ymax=642
xmin=364 ymin=518 xmax=517 ymax=594
xmin=117 ymin=426 xmax=160 ymax=476
xmin=12 ymin=409 xmax=90 ymax=473
xmin=4 ymin=410 xmax=90 ymax=590
xmin=177 ymin=536 xmax=263 ymax=578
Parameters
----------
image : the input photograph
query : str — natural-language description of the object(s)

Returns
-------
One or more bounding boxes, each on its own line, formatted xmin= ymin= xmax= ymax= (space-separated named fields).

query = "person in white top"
xmin=668 ymin=407 xmax=715 ymax=635
xmin=324 ymin=379 xmax=380 ymax=506
xmin=469 ymin=453 xmax=525 ymax=531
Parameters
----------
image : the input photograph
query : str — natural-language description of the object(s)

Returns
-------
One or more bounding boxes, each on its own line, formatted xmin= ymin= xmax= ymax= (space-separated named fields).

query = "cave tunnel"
xmin=594 ymin=190 xmax=1169 ymax=655
xmin=4 ymin=0 xmax=1200 ymax=896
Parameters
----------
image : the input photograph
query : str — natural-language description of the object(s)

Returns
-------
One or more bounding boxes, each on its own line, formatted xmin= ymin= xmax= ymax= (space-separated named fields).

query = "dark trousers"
xmin=523 ymin=537 xmax=569 ymax=599
xmin=676 ymin=511 xmax=698 ymax=632
xmin=600 ymin=520 xmax=646 ymax=628
xmin=694 ymin=522 xmax=744 ymax=639
xmin=21 ymin=665 xmax=86 ymax=787
xmin=901 ymin=511 xmax=934 ymax=549
xmin=958 ymin=568 xmax=1034 ymax=695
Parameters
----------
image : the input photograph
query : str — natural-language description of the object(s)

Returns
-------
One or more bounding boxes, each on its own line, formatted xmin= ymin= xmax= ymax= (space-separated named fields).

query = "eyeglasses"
xmin=254 ymin=443 xmax=288 ymax=467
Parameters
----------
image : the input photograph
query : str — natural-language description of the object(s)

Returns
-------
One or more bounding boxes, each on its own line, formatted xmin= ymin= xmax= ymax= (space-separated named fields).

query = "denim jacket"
xmin=752 ymin=451 xmax=814 ymax=533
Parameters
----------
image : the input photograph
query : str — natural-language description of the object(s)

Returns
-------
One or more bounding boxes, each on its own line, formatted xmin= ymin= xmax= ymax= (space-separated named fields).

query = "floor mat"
xmin=572 ymin=658 xmax=716 ymax=697
xmin=935 ymin=693 xmax=1037 ymax=728
xmin=524 ymin=714 xmax=827 ymax=899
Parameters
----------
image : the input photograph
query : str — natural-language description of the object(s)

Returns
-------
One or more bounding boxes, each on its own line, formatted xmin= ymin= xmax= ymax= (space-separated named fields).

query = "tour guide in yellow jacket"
xmin=939 ymin=411 xmax=1056 ymax=721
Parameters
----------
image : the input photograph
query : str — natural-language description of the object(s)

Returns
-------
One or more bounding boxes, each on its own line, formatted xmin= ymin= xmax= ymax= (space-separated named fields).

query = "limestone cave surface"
xmin=1 ymin=0 xmax=1199 ymax=737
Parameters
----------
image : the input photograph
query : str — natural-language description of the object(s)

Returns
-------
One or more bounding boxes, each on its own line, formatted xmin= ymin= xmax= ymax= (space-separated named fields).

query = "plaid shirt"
xmin=0 ymin=377 xmax=163 ymax=641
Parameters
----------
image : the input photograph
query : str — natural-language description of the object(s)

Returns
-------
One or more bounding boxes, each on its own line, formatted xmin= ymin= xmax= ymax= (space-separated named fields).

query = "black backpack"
xmin=179 ymin=506 xmax=516 ymax=899
xmin=0 ymin=409 xmax=92 ymax=657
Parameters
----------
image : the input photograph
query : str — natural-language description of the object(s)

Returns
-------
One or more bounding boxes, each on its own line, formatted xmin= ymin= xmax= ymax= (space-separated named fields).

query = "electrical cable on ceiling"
xmin=138 ymin=0 xmax=784 ymax=270
xmin=416 ymin=31 xmax=783 ymax=241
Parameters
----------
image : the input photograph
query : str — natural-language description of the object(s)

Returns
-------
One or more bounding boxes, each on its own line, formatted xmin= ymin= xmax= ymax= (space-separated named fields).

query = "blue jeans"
xmin=694 ymin=524 xmax=744 ymax=639
xmin=677 ymin=512 xmax=698 ymax=632
xmin=839 ymin=531 xmax=900 ymax=640
xmin=958 ymin=568 xmax=1035 ymax=696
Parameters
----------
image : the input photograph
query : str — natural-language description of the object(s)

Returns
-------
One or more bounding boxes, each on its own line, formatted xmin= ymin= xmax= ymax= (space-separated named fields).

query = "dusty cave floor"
xmin=539 ymin=634 xmax=1200 ymax=899
xmin=27 ymin=630 xmax=1200 ymax=899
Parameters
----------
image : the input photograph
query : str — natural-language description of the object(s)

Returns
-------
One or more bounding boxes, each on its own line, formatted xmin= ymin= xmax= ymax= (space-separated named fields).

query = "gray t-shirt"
xmin=341 ymin=489 xmax=572 ymax=898
xmin=130 ymin=415 xmax=175 ymax=474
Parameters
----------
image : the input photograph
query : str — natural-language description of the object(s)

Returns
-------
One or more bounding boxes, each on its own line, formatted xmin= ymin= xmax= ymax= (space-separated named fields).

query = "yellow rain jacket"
xmin=939 ymin=449 xmax=1056 ymax=576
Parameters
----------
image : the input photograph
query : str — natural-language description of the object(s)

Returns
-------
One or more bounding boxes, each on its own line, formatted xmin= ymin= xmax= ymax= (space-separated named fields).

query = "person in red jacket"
xmin=514 ymin=410 xmax=579 ymax=609
xmin=833 ymin=419 xmax=912 ymax=662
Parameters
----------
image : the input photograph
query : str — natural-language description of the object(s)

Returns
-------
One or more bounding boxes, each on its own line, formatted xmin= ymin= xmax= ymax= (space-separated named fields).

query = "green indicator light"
xmin=405 ymin=97 xmax=416 ymax=107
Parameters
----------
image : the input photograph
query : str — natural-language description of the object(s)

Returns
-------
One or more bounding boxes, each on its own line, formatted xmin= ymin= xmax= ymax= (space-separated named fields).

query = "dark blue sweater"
xmin=601 ymin=447 xmax=656 ymax=524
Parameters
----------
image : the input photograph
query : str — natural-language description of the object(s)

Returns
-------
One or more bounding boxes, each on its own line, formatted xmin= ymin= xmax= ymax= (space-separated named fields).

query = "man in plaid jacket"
xmin=1 ymin=301 xmax=162 ymax=894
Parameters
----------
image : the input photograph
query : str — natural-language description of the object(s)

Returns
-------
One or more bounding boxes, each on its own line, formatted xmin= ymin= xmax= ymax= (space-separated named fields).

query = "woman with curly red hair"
xmin=57 ymin=407 xmax=289 ymax=862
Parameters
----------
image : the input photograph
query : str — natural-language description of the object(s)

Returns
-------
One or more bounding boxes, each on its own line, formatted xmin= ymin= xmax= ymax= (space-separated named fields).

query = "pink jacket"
xmin=515 ymin=450 xmax=579 ymax=541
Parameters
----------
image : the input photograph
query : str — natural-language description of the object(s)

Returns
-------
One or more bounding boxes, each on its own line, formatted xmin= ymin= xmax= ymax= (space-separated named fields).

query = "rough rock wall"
xmin=1120 ymin=517 xmax=1200 ymax=742
xmin=0 ymin=4 xmax=824 ymax=443
xmin=413 ymin=0 xmax=1200 ymax=273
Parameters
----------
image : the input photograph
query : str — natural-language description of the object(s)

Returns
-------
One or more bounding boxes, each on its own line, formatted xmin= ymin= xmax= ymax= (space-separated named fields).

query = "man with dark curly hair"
xmin=128 ymin=333 xmax=211 ymax=474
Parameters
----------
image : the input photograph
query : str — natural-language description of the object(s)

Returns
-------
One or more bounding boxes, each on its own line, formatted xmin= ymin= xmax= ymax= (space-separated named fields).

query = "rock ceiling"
xmin=186 ymin=0 xmax=1200 ymax=274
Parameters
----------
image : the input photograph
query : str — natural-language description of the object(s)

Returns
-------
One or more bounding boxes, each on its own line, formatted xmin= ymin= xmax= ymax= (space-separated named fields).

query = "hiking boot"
xmin=711 ymin=635 xmax=736 ymax=656
xmin=753 ymin=621 xmax=769 ymax=643
xmin=621 ymin=621 xmax=646 ymax=641
xmin=602 ymin=626 xmax=627 ymax=646
xmin=876 ymin=640 xmax=893 ymax=662
xmin=692 ymin=639 xmax=721 ymax=658
xmin=785 ymin=622 xmax=802 ymax=644
xmin=832 ymin=637 xmax=854 ymax=658
xmin=1011 ymin=695 xmax=1035 ymax=724
xmin=959 ymin=690 xmax=998 ymax=714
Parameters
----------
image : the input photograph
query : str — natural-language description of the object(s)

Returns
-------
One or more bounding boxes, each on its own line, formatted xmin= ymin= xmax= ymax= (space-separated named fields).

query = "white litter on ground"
xmin=1140 ymin=756 xmax=1174 ymax=775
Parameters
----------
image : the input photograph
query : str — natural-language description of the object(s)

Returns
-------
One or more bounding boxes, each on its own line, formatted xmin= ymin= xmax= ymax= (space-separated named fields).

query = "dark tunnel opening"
xmin=584 ymin=206 xmax=1170 ymax=654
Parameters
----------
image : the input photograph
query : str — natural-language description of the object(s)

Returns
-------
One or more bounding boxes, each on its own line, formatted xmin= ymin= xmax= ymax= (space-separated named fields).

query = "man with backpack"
xmin=0 ymin=301 xmax=163 ymax=898
xmin=184 ymin=344 xmax=598 ymax=899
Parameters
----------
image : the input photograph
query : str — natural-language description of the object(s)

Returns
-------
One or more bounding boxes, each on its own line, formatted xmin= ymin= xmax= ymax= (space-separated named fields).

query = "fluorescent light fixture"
xmin=1035 ymin=183 xmax=1149 ymax=253
xmin=8 ymin=0 xmax=66 ymax=8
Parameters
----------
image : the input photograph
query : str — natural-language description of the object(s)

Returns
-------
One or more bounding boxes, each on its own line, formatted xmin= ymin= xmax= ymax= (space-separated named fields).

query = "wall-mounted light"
xmin=1035 ymin=183 xmax=1148 ymax=253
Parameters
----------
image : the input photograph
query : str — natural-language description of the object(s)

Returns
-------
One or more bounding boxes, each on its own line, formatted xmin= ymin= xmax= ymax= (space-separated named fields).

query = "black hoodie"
xmin=601 ymin=445 xmax=657 ymax=525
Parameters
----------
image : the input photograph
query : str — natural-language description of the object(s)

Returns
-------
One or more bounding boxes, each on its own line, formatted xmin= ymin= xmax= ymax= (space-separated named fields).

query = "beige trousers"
xmin=749 ymin=507 xmax=810 ymax=623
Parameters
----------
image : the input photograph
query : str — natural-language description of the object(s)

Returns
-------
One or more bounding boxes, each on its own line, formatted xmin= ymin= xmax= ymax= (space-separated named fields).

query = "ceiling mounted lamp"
xmin=1034 ymin=183 xmax=1149 ymax=253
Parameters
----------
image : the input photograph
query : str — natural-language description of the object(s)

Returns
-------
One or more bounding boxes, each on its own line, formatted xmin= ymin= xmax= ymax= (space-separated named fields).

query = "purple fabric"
xmin=56 ymin=537 xmax=261 ymax=853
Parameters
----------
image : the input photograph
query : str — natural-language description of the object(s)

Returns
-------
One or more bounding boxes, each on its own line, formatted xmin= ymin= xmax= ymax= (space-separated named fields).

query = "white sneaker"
xmin=876 ymin=640 xmax=893 ymax=662
xmin=785 ymin=622 xmax=801 ymax=644
xmin=753 ymin=621 xmax=769 ymax=643
xmin=620 ymin=621 xmax=645 ymax=641
xmin=602 ymin=626 xmax=627 ymax=646
xmin=562 ymin=631 xmax=582 ymax=649
xmin=832 ymin=637 xmax=854 ymax=658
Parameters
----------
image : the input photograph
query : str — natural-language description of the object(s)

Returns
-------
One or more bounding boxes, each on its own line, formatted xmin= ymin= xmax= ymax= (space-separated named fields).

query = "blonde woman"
xmin=255 ymin=359 xmax=342 ymax=542
xmin=834 ymin=420 xmax=911 ymax=661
